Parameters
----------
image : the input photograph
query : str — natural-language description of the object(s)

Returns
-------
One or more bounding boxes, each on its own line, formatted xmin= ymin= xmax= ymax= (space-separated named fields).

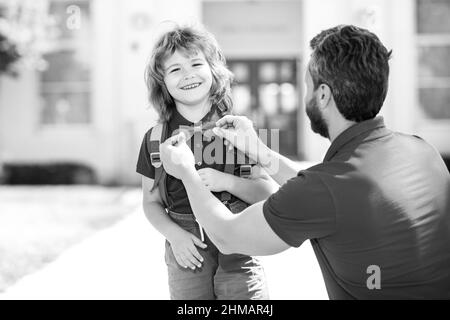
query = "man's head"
xmin=304 ymin=25 xmax=392 ymax=138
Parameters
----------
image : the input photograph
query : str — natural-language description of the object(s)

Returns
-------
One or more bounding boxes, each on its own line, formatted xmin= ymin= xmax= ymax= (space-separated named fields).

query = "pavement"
xmin=0 ymin=207 xmax=328 ymax=300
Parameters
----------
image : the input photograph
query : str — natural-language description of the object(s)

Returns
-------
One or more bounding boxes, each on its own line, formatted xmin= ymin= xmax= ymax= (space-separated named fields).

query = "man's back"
xmin=312 ymin=119 xmax=450 ymax=299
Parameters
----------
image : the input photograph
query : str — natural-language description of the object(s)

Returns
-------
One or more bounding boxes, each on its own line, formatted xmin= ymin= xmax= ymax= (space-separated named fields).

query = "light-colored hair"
xmin=145 ymin=24 xmax=234 ymax=122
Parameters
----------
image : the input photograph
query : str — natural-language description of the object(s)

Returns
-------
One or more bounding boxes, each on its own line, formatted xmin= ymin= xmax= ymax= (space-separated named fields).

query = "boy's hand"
xmin=168 ymin=229 xmax=207 ymax=270
xmin=198 ymin=168 xmax=230 ymax=192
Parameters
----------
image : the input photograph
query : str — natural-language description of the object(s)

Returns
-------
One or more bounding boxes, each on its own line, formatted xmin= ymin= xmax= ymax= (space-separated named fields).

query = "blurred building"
xmin=0 ymin=0 xmax=449 ymax=185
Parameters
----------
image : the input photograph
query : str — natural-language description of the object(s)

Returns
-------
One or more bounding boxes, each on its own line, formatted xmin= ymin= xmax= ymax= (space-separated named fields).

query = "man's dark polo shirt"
xmin=263 ymin=117 xmax=450 ymax=299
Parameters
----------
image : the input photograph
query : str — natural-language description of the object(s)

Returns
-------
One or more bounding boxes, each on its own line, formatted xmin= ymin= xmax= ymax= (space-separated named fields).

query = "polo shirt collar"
xmin=324 ymin=116 xmax=386 ymax=162
xmin=171 ymin=105 xmax=218 ymax=127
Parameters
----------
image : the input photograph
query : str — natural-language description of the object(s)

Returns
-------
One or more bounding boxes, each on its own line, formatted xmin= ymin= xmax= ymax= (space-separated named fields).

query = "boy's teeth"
xmin=182 ymin=83 xmax=200 ymax=90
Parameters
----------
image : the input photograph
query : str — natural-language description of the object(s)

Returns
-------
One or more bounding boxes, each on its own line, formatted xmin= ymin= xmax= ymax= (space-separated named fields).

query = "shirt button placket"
xmin=193 ymin=130 xmax=203 ymax=167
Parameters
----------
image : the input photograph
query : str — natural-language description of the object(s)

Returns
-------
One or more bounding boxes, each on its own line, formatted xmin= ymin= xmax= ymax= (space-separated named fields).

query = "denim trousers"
xmin=165 ymin=210 xmax=269 ymax=300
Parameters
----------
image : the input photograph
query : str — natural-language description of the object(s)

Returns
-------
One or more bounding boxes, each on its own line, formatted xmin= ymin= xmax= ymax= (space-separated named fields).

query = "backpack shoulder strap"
xmin=215 ymin=109 xmax=255 ymax=203
xmin=221 ymin=147 xmax=235 ymax=204
xmin=148 ymin=123 xmax=169 ymax=208
xmin=148 ymin=123 xmax=163 ymax=169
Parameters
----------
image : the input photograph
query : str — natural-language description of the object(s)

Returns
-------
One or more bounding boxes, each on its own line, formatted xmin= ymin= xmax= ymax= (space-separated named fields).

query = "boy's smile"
xmin=181 ymin=82 xmax=201 ymax=90
xmin=163 ymin=49 xmax=213 ymax=107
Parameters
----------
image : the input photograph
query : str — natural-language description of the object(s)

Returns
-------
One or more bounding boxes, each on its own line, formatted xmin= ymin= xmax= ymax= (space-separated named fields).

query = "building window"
xmin=228 ymin=59 xmax=299 ymax=158
xmin=417 ymin=0 xmax=450 ymax=119
xmin=40 ymin=0 xmax=92 ymax=125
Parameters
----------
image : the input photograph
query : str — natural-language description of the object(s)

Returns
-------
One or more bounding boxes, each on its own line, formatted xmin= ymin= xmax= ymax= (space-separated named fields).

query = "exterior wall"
xmin=0 ymin=0 xmax=202 ymax=185
xmin=0 ymin=1 xmax=120 ymax=184
xmin=203 ymin=0 xmax=302 ymax=59
xmin=300 ymin=0 xmax=418 ymax=162
xmin=0 ymin=0 xmax=445 ymax=185
xmin=204 ymin=0 xmax=420 ymax=163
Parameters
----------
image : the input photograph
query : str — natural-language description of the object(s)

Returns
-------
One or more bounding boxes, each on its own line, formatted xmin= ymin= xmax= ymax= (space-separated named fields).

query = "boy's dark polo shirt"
xmin=263 ymin=117 xmax=450 ymax=299
xmin=136 ymin=107 xmax=242 ymax=214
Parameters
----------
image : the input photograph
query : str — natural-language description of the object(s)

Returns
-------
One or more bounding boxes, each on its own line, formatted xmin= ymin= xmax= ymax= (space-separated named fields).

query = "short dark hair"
xmin=309 ymin=25 xmax=392 ymax=122
xmin=145 ymin=24 xmax=233 ymax=123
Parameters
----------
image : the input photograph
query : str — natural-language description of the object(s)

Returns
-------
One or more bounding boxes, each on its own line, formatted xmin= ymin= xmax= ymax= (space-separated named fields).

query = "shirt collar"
xmin=323 ymin=116 xmax=387 ymax=162
xmin=171 ymin=105 xmax=218 ymax=127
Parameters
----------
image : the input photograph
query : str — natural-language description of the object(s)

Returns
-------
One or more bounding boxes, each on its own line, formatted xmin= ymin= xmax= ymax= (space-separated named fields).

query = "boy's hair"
xmin=309 ymin=25 xmax=392 ymax=122
xmin=145 ymin=24 xmax=234 ymax=122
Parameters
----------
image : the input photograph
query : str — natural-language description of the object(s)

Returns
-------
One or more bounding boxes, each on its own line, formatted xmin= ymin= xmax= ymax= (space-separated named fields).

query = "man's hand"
xmin=213 ymin=115 xmax=264 ymax=163
xmin=197 ymin=168 xmax=230 ymax=192
xmin=160 ymin=132 xmax=196 ymax=181
xmin=168 ymin=228 xmax=207 ymax=270
xmin=214 ymin=115 xmax=279 ymax=175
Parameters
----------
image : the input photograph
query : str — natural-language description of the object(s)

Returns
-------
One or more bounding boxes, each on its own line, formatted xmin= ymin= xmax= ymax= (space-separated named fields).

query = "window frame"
xmin=416 ymin=0 xmax=450 ymax=123
xmin=228 ymin=58 xmax=300 ymax=158
xmin=39 ymin=0 xmax=93 ymax=128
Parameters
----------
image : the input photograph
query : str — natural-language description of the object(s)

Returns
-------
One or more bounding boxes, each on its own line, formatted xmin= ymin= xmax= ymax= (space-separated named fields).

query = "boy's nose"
xmin=183 ymin=74 xmax=195 ymax=80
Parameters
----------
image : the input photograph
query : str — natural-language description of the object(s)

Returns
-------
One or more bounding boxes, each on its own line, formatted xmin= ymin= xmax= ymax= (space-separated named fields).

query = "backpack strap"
xmin=148 ymin=122 xmax=169 ymax=209
xmin=236 ymin=149 xmax=254 ymax=178
xmin=220 ymin=147 xmax=235 ymax=204
xmin=214 ymin=110 xmax=255 ymax=204
xmin=149 ymin=124 xmax=163 ymax=168
xmin=217 ymin=109 xmax=254 ymax=177
xmin=157 ymin=168 xmax=169 ymax=210
xmin=220 ymin=146 xmax=255 ymax=204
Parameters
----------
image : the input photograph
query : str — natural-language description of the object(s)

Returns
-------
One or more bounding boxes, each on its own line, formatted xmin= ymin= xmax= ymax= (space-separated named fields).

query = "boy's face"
xmin=163 ymin=49 xmax=213 ymax=108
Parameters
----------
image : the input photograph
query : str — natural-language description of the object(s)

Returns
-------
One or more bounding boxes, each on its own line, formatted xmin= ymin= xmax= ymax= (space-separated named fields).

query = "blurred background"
xmin=1 ymin=0 xmax=450 ymax=185
xmin=0 ymin=0 xmax=449 ymax=299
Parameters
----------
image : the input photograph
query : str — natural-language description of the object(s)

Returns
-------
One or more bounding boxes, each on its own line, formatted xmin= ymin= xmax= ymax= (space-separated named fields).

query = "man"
xmin=159 ymin=25 xmax=450 ymax=299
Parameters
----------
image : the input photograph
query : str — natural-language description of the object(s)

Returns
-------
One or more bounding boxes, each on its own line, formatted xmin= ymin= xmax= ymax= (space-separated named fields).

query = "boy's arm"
xmin=141 ymin=176 xmax=206 ymax=270
xmin=197 ymin=166 xmax=279 ymax=204
xmin=142 ymin=176 xmax=182 ymax=240
xmin=225 ymin=165 xmax=279 ymax=204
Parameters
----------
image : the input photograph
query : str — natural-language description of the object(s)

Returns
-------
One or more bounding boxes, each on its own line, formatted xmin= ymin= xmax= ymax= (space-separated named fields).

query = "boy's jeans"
xmin=165 ymin=211 xmax=269 ymax=300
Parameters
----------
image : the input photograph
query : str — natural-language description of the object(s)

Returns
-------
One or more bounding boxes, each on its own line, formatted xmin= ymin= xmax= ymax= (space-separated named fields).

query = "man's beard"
xmin=306 ymin=95 xmax=329 ymax=138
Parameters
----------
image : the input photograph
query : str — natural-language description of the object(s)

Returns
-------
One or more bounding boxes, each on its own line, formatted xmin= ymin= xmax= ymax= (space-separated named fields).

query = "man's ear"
xmin=317 ymin=84 xmax=332 ymax=110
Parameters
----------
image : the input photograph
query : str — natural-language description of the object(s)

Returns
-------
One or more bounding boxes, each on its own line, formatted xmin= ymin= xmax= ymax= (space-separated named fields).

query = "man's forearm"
xmin=258 ymin=142 xmax=301 ymax=185
xmin=182 ymin=171 xmax=234 ymax=250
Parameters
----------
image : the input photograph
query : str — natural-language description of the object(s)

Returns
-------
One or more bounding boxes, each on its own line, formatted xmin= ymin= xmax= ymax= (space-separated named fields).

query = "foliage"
xmin=0 ymin=1 xmax=52 ymax=77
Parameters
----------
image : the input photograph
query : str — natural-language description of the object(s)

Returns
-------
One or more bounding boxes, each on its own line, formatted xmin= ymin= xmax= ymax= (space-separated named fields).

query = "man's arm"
xmin=160 ymin=132 xmax=336 ymax=256
xmin=183 ymin=170 xmax=290 ymax=256
xmin=257 ymin=143 xmax=304 ymax=186
xmin=214 ymin=116 xmax=303 ymax=185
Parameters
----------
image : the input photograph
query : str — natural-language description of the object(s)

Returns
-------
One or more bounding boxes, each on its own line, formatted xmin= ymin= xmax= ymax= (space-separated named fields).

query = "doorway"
xmin=228 ymin=59 xmax=299 ymax=158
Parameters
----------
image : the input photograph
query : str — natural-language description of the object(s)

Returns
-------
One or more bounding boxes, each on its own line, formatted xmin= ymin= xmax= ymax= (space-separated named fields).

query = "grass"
xmin=0 ymin=186 xmax=141 ymax=292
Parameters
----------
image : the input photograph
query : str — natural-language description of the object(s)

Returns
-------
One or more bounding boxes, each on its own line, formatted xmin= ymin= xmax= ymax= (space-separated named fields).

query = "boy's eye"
xmin=193 ymin=63 xmax=203 ymax=67
xmin=169 ymin=68 xmax=180 ymax=74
